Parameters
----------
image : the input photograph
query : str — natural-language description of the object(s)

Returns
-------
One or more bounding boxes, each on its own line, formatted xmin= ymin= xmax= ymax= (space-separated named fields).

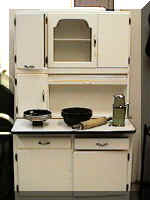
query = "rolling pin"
xmin=72 ymin=117 xmax=112 ymax=130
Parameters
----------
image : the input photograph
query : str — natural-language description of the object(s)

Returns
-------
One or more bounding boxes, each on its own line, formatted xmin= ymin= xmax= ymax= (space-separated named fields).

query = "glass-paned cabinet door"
xmin=48 ymin=14 xmax=97 ymax=68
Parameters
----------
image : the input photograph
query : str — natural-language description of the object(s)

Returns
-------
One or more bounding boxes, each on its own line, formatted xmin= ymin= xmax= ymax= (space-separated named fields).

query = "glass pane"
xmin=54 ymin=19 xmax=91 ymax=39
xmin=54 ymin=40 xmax=91 ymax=62
xmin=54 ymin=19 xmax=92 ymax=62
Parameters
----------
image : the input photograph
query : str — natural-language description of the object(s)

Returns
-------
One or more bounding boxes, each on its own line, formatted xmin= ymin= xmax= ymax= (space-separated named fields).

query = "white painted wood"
xmin=48 ymin=14 xmax=97 ymax=68
xmin=49 ymin=84 xmax=127 ymax=117
xmin=48 ymin=75 xmax=128 ymax=85
xmin=15 ymin=13 xmax=44 ymax=67
xmin=12 ymin=119 xmax=135 ymax=133
xmin=16 ymin=136 xmax=71 ymax=149
xmin=16 ymin=74 xmax=49 ymax=117
xmin=98 ymin=13 xmax=130 ymax=68
xmin=75 ymin=138 xmax=129 ymax=150
xmin=16 ymin=67 xmax=129 ymax=74
xmin=73 ymin=151 xmax=128 ymax=191
xmin=17 ymin=149 xmax=72 ymax=191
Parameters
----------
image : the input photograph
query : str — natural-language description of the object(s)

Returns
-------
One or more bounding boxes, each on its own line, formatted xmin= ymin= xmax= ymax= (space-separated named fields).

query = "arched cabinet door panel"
xmin=15 ymin=13 xmax=45 ymax=68
xmin=48 ymin=14 xmax=98 ymax=68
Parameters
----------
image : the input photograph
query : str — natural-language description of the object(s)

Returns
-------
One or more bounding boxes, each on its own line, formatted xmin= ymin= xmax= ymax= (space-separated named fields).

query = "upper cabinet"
xmin=15 ymin=13 xmax=45 ymax=68
xmin=14 ymin=11 xmax=130 ymax=73
xmin=48 ymin=14 xmax=98 ymax=68
xmin=98 ymin=13 xmax=130 ymax=68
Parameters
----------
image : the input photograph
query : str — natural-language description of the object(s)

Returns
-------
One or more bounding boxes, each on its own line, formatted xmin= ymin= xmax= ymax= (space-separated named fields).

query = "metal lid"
xmin=113 ymin=94 xmax=125 ymax=107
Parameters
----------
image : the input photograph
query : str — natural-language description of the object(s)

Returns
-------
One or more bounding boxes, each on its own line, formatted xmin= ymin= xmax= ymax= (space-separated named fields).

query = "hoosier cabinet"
xmin=10 ymin=8 xmax=136 ymax=196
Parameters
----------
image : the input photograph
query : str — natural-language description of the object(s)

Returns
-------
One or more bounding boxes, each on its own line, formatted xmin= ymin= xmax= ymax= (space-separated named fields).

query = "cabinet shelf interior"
xmin=54 ymin=19 xmax=92 ymax=62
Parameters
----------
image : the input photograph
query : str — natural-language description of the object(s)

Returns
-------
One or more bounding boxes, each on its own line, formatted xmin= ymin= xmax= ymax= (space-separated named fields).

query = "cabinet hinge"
xmin=15 ymin=78 xmax=17 ymax=86
xmin=128 ymin=57 xmax=131 ymax=65
xmin=126 ymin=184 xmax=129 ymax=191
xmin=15 ymin=153 xmax=18 ymax=162
xmin=14 ymin=55 xmax=17 ymax=64
xmin=14 ymin=18 xmax=16 ymax=26
xmin=129 ymin=18 xmax=131 ymax=25
xmin=45 ymin=56 xmax=48 ymax=64
xmin=128 ymin=153 xmax=130 ymax=161
xmin=16 ymin=185 xmax=19 ymax=193
xmin=16 ymin=106 xmax=18 ymax=114
xmin=45 ymin=16 xmax=48 ymax=24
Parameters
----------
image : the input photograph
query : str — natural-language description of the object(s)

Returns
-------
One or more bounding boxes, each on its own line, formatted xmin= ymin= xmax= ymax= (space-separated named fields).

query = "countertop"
xmin=12 ymin=119 xmax=136 ymax=135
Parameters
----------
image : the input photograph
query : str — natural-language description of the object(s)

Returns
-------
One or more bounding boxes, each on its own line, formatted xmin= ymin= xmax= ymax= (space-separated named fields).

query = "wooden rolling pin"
xmin=72 ymin=117 xmax=112 ymax=130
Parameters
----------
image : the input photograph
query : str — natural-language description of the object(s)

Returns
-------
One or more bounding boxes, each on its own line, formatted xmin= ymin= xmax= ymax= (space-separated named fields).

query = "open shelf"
xmin=54 ymin=38 xmax=91 ymax=41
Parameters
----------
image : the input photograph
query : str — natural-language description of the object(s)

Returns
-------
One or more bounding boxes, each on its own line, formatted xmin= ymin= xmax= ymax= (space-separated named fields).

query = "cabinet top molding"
xmin=14 ymin=9 xmax=130 ymax=15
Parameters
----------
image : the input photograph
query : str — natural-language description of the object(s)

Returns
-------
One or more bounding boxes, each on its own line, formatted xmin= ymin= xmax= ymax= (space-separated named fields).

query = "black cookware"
xmin=24 ymin=109 xmax=52 ymax=126
xmin=61 ymin=107 xmax=92 ymax=126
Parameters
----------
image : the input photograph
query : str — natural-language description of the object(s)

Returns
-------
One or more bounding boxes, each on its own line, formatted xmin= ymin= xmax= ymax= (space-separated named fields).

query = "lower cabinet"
xmin=73 ymin=151 xmax=128 ymax=191
xmin=14 ymin=136 xmax=130 ymax=193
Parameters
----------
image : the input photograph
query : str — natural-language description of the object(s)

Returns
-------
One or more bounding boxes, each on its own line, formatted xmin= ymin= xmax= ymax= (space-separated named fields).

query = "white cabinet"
xmin=17 ymin=149 xmax=72 ymax=191
xmin=16 ymin=74 xmax=49 ymax=117
xmin=48 ymin=14 xmax=97 ymax=68
xmin=15 ymin=13 xmax=45 ymax=68
xmin=73 ymin=138 xmax=129 ymax=191
xmin=98 ymin=13 xmax=130 ymax=68
xmin=13 ymin=135 xmax=132 ymax=193
xmin=73 ymin=151 xmax=128 ymax=191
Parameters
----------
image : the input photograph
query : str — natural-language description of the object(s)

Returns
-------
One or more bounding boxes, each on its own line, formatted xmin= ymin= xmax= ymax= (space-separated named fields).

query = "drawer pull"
xmin=96 ymin=142 xmax=109 ymax=147
xmin=38 ymin=141 xmax=50 ymax=145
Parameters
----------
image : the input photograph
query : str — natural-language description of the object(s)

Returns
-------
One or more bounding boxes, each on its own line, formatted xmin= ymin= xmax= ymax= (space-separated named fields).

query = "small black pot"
xmin=61 ymin=107 xmax=92 ymax=127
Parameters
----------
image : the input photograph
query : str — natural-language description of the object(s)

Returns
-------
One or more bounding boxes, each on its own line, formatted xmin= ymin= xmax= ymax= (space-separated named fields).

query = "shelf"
xmin=54 ymin=38 xmax=91 ymax=41
xmin=48 ymin=75 xmax=128 ymax=85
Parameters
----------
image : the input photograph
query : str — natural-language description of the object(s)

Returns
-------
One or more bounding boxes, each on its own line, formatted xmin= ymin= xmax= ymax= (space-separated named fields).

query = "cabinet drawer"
xmin=74 ymin=138 xmax=129 ymax=150
xmin=16 ymin=136 xmax=71 ymax=149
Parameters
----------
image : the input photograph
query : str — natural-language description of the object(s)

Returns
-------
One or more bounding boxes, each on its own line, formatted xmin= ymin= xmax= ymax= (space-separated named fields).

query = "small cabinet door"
xmin=17 ymin=149 xmax=72 ymax=191
xmin=16 ymin=74 xmax=48 ymax=117
xmin=15 ymin=13 xmax=45 ymax=68
xmin=98 ymin=13 xmax=130 ymax=68
xmin=73 ymin=151 xmax=128 ymax=191
xmin=48 ymin=14 xmax=97 ymax=68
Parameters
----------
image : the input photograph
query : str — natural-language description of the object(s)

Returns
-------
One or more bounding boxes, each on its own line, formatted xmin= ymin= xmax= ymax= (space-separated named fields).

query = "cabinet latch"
xmin=16 ymin=185 xmax=19 ymax=193
xmin=126 ymin=184 xmax=129 ymax=191
xmin=129 ymin=18 xmax=131 ymax=25
xmin=128 ymin=57 xmax=131 ymax=65
xmin=128 ymin=153 xmax=130 ymax=161
xmin=45 ymin=56 xmax=48 ymax=65
xmin=45 ymin=16 xmax=48 ymax=24
xmin=16 ymin=106 xmax=18 ymax=114
xmin=14 ymin=18 xmax=16 ymax=26
xmin=14 ymin=55 xmax=17 ymax=64
xmin=15 ymin=78 xmax=17 ymax=86
xmin=15 ymin=153 xmax=18 ymax=162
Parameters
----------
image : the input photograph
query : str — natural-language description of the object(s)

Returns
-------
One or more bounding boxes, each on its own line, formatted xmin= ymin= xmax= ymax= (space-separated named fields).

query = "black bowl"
xmin=61 ymin=107 xmax=92 ymax=126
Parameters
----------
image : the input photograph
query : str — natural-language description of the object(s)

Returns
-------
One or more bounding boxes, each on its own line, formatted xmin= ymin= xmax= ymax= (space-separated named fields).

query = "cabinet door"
xmin=16 ymin=74 xmax=48 ymax=117
xmin=48 ymin=14 xmax=97 ymax=68
xmin=98 ymin=13 xmax=130 ymax=68
xmin=17 ymin=149 xmax=72 ymax=191
xmin=73 ymin=151 xmax=128 ymax=191
xmin=15 ymin=13 xmax=45 ymax=68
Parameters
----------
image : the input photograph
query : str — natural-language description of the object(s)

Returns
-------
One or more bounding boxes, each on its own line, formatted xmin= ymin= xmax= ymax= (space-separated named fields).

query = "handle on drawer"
xmin=38 ymin=141 xmax=50 ymax=145
xmin=96 ymin=142 xmax=109 ymax=147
